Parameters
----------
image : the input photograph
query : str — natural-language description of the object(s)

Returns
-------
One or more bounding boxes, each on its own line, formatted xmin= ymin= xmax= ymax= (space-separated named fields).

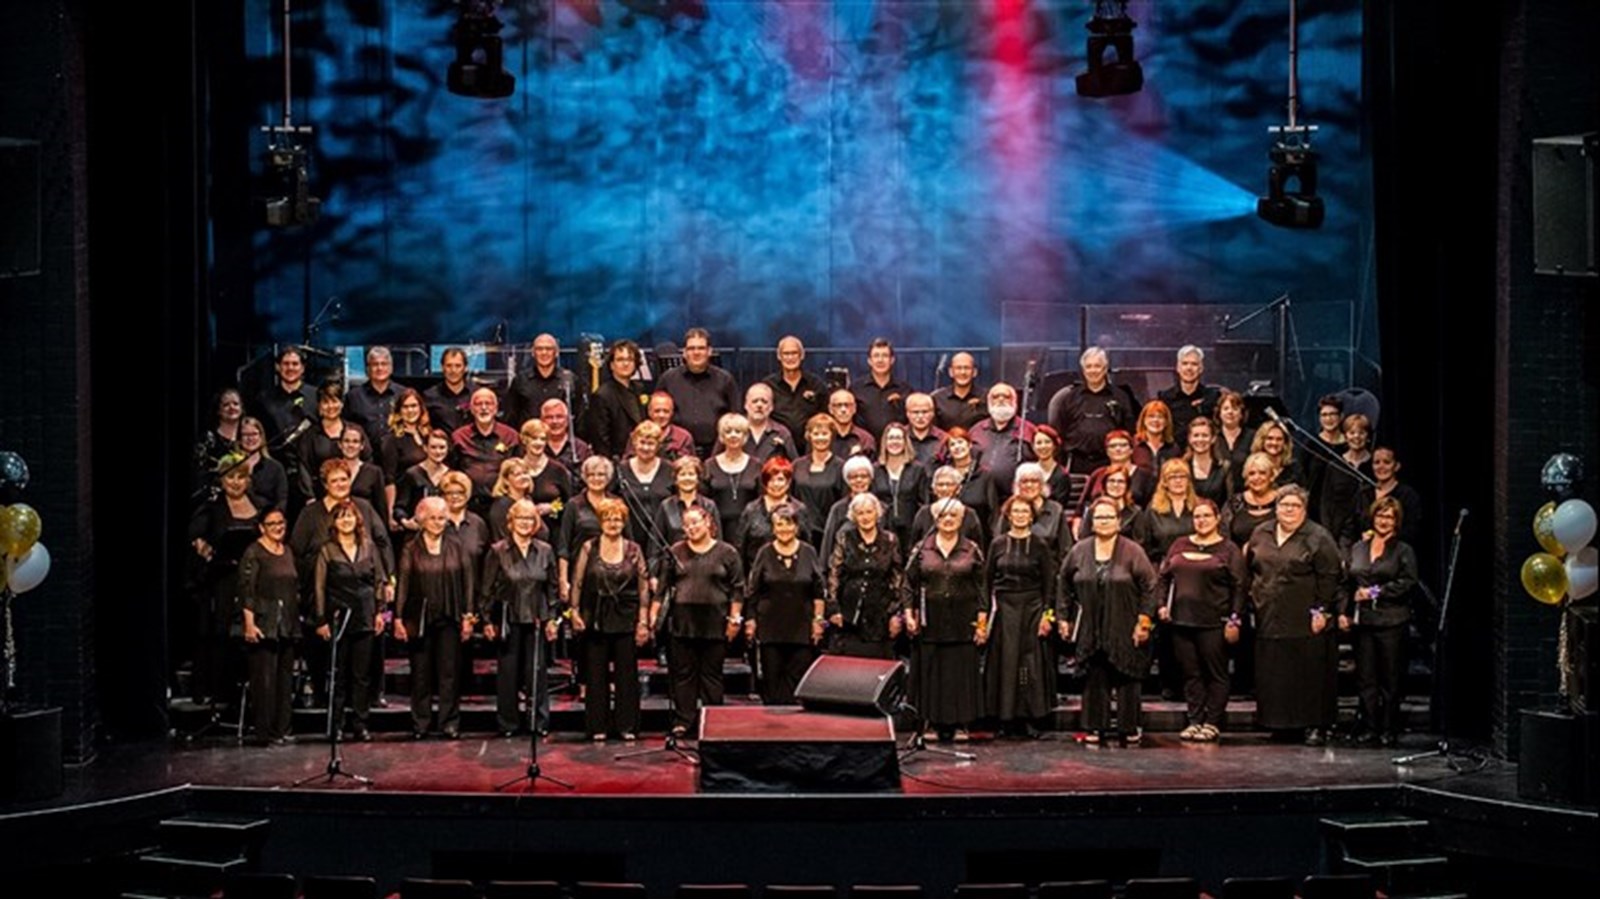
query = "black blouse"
xmin=704 ymin=456 xmax=762 ymax=540
xmin=745 ymin=541 xmax=825 ymax=645
xmin=1132 ymin=506 xmax=1196 ymax=564
xmin=572 ymin=537 xmax=649 ymax=633
xmin=986 ymin=532 xmax=1056 ymax=607
xmin=1244 ymin=522 xmax=1345 ymax=639
xmin=480 ymin=536 xmax=559 ymax=627
xmin=396 ymin=533 xmax=476 ymax=628
xmin=827 ymin=528 xmax=906 ymax=641
xmin=614 ymin=458 xmax=673 ymax=552
xmin=380 ymin=431 xmax=429 ymax=484
xmin=313 ymin=538 xmax=388 ymax=631
xmin=792 ymin=456 xmax=845 ymax=540
xmin=1346 ymin=537 xmax=1418 ymax=629
xmin=1057 ymin=536 xmax=1159 ymax=677
xmin=238 ymin=541 xmax=300 ymax=640
xmin=1158 ymin=535 xmax=1246 ymax=628
xmin=557 ymin=493 xmax=613 ymax=562
xmin=906 ymin=534 xmax=986 ymax=644
xmin=734 ymin=496 xmax=814 ymax=568
xmin=871 ymin=461 xmax=931 ymax=549
xmin=659 ymin=540 xmax=744 ymax=640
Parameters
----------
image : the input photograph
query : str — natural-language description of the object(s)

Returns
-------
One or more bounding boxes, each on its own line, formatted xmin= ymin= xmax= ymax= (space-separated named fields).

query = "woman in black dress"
xmin=1244 ymin=485 xmax=1346 ymax=746
xmin=381 ymin=388 xmax=433 ymax=529
xmin=793 ymin=414 xmax=845 ymax=546
xmin=985 ymin=495 xmax=1058 ymax=737
xmin=1346 ymin=496 xmax=1418 ymax=746
xmin=237 ymin=509 xmax=299 ymax=745
xmin=1158 ymin=499 xmax=1246 ymax=742
xmin=558 ymin=454 xmax=618 ymax=603
xmin=1318 ymin=414 xmax=1374 ymax=546
xmin=297 ymin=380 xmax=357 ymax=501
xmin=906 ymin=499 xmax=987 ymax=743
xmin=911 ymin=466 xmax=985 ymax=546
xmin=1251 ymin=420 xmax=1306 ymax=489
xmin=873 ymin=422 xmax=930 ymax=552
xmin=440 ymin=470 xmax=491 ymax=567
xmin=942 ymin=427 xmax=999 ymax=548
xmin=480 ymin=498 xmax=560 ymax=738
xmin=1031 ymin=425 xmax=1075 ymax=514
xmin=615 ymin=420 xmax=673 ymax=553
xmin=1184 ymin=416 xmax=1232 ymax=507
xmin=827 ymin=492 xmax=906 ymax=659
xmin=1058 ymin=497 xmax=1159 ymax=744
xmin=393 ymin=496 xmax=477 ymax=739
xmin=312 ymin=500 xmax=389 ymax=741
xmin=652 ymin=455 xmax=721 ymax=575
xmin=237 ymin=417 xmax=288 ymax=514
xmin=652 ymin=505 xmax=743 ymax=738
xmin=337 ymin=424 xmax=389 ymax=528
xmin=744 ymin=503 xmax=826 ymax=705
xmin=518 ymin=418 xmax=573 ymax=538
xmin=1222 ymin=452 xmax=1280 ymax=548
xmin=187 ymin=458 xmax=260 ymax=706
xmin=569 ymin=498 xmax=651 ymax=740
xmin=396 ymin=429 xmax=452 ymax=534
xmin=705 ymin=413 xmax=761 ymax=541
xmin=735 ymin=456 xmax=812 ymax=567
xmin=820 ymin=455 xmax=877 ymax=564
xmin=1216 ymin=390 xmax=1256 ymax=475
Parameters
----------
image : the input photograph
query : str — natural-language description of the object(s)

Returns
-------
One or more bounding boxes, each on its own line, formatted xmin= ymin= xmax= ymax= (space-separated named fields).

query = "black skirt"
xmin=1254 ymin=633 xmax=1337 ymax=730
xmin=911 ymin=640 xmax=982 ymax=728
xmin=984 ymin=589 xmax=1055 ymax=722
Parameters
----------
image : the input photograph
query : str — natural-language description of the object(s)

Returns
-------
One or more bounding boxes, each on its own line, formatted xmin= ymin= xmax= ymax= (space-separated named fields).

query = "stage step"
xmin=1320 ymin=813 xmax=1453 ymax=897
xmin=127 ymin=814 xmax=271 ymax=897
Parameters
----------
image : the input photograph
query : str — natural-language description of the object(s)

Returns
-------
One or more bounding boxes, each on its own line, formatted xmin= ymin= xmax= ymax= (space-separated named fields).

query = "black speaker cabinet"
xmin=795 ymin=656 xmax=907 ymax=717
xmin=0 ymin=138 xmax=42 ymax=279
xmin=1532 ymin=133 xmax=1598 ymax=278
xmin=1517 ymin=707 xmax=1596 ymax=806
xmin=0 ymin=706 xmax=63 ymax=802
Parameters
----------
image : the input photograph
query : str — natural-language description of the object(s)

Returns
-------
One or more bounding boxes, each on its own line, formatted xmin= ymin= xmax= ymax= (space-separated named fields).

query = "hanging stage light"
xmin=261 ymin=0 xmax=320 ymax=228
xmin=1075 ymin=0 xmax=1144 ymax=98
xmin=1257 ymin=0 xmax=1324 ymax=229
xmin=447 ymin=0 xmax=516 ymax=99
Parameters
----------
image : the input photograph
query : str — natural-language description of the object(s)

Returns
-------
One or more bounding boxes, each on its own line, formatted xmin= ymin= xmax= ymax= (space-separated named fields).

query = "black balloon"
xmin=0 ymin=451 xmax=28 ymax=492
xmin=1541 ymin=453 xmax=1582 ymax=499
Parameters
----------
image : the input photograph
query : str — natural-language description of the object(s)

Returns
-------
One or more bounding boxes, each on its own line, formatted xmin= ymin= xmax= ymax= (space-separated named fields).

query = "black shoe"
xmin=1304 ymin=728 xmax=1327 ymax=747
xmin=499 ymin=729 xmax=517 ymax=739
xmin=442 ymin=729 xmax=460 ymax=740
xmin=411 ymin=730 xmax=428 ymax=740
xmin=350 ymin=726 xmax=371 ymax=742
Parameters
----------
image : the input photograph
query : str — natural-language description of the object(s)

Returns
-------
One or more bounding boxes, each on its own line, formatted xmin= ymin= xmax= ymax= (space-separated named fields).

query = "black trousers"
xmin=582 ymin=631 xmax=642 ymax=736
xmin=495 ymin=622 xmax=545 ymax=734
xmin=1170 ymin=626 xmax=1230 ymax=727
xmin=329 ymin=628 xmax=376 ymax=730
xmin=1356 ymin=624 xmax=1406 ymax=737
xmin=668 ymin=635 xmax=727 ymax=732
xmin=1082 ymin=653 xmax=1142 ymax=734
xmin=759 ymin=643 xmax=816 ymax=705
xmin=246 ymin=638 xmax=296 ymax=742
xmin=409 ymin=619 xmax=461 ymax=734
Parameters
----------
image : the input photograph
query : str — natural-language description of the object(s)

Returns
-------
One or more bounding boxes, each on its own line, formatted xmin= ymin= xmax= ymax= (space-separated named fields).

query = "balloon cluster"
xmin=0 ymin=450 xmax=49 ymax=597
xmin=1522 ymin=454 xmax=1597 ymax=606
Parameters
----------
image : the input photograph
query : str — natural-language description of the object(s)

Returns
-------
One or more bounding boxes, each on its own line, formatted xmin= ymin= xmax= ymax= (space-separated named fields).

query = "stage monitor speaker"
xmin=1517 ymin=707 xmax=1596 ymax=806
xmin=795 ymin=656 xmax=907 ymax=717
xmin=1532 ymin=133 xmax=1597 ymax=278
xmin=0 ymin=706 xmax=63 ymax=802
xmin=0 ymin=138 xmax=42 ymax=279
xmin=1564 ymin=604 xmax=1597 ymax=715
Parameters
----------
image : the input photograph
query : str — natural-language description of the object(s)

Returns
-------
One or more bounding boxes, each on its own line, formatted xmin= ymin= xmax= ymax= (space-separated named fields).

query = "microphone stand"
xmin=615 ymin=562 xmax=699 ymax=766
xmin=1266 ymin=409 xmax=1376 ymax=489
xmin=291 ymin=607 xmax=373 ymax=787
xmin=497 ymin=618 xmax=577 ymax=791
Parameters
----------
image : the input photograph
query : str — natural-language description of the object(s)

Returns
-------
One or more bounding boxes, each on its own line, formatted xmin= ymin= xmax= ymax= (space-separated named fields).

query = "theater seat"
xmin=222 ymin=872 xmax=298 ymax=897
xmin=301 ymin=874 xmax=381 ymax=898
xmin=484 ymin=880 xmax=563 ymax=898
xmin=1036 ymin=880 xmax=1113 ymax=898
xmin=677 ymin=885 xmax=754 ymax=898
xmin=1217 ymin=876 xmax=1297 ymax=897
xmin=1299 ymin=874 xmax=1375 ymax=898
xmin=1123 ymin=877 xmax=1200 ymax=897
xmin=399 ymin=876 xmax=480 ymax=897
xmin=953 ymin=884 xmax=1030 ymax=898
xmin=573 ymin=882 xmax=649 ymax=898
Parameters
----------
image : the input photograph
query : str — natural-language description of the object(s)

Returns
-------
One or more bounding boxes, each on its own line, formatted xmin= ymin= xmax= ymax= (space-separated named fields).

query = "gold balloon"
xmin=1534 ymin=502 xmax=1566 ymax=556
xmin=0 ymin=503 xmax=41 ymax=558
xmin=1521 ymin=552 xmax=1569 ymax=606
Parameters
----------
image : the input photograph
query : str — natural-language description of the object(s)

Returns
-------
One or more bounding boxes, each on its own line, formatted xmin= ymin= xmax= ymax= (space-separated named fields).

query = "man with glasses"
xmin=657 ymin=327 xmax=740 ymax=457
xmin=852 ymin=338 xmax=913 ymax=443
xmin=826 ymin=389 xmax=877 ymax=459
xmin=345 ymin=346 xmax=399 ymax=451
xmin=506 ymin=333 xmax=584 ymax=432
xmin=761 ymin=335 xmax=827 ymax=438
xmin=451 ymin=388 xmax=520 ymax=512
xmin=931 ymin=351 xmax=988 ymax=431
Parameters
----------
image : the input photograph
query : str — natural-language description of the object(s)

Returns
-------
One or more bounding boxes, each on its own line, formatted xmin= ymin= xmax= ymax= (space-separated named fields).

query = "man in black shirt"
xmin=1047 ymin=346 xmax=1140 ymax=476
xmin=344 ymin=346 xmax=399 ymax=451
xmin=904 ymin=392 xmax=947 ymax=467
xmin=931 ymin=351 xmax=988 ymax=431
xmin=969 ymin=382 xmax=1037 ymax=491
xmin=423 ymin=346 xmax=475 ymax=433
xmin=851 ymin=338 xmax=913 ymax=442
xmin=761 ymin=335 xmax=828 ymax=438
xmin=657 ymin=327 xmax=740 ymax=456
xmin=505 ymin=333 xmax=583 ymax=431
xmin=826 ymin=389 xmax=877 ymax=459
xmin=743 ymin=382 xmax=794 ymax=463
xmin=256 ymin=346 xmax=316 ymax=450
xmin=1155 ymin=345 xmax=1221 ymax=450
xmin=541 ymin=398 xmax=593 ymax=490
xmin=586 ymin=339 xmax=648 ymax=459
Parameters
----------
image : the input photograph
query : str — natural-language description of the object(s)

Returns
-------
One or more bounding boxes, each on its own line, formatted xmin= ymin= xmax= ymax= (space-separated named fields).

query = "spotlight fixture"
xmin=260 ymin=0 xmax=320 ymax=228
xmin=1257 ymin=0 xmax=1324 ymax=229
xmin=448 ymin=0 xmax=516 ymax=99
xmin=1075 ymin=0 xmax=1144 ymax=98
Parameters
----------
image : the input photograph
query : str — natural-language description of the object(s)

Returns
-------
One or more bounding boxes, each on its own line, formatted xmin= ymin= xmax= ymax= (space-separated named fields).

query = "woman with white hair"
xmin=826 ymin=491 xmax=907 ymax=659
xmin=744 ymin=503 xmax=826 ymax=704
xmin=1009 ymin=461 xmax=1069 ymax=558
xmin=906 ymin=498 xmax=987 ymax=742
xmin=820 ymin=454 xmax=878 ymax=564
xmin=985 ymin=494 xmax=1058 ymax=737
xmin=394 ymin=495 xmax=477 ymax=739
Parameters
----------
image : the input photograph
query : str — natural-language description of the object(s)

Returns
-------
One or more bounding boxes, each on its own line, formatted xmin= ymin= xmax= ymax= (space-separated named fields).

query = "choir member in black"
xmin=440 ymin=471 xmax=491 ymax=568
xmin=653 ymin=455 xmax=721 ymax=553
xmin=1313 ymin=395 xmax=1349 ymax=457
xmin=487 ymin=458 xmax=536 ymax=542
xmin=518 ymin=418 xmax=573 ymax=537
xmin=1031 ymin=425 xmax=1074 ymax=514
xmin=297 ymin=380 xmax=357 ymax=501
xmin=825 ymin=390 xmax=878 ymax=459
xmin=744 ymin=504 xmax=826 ymax=705
xmin=911 ymin=466 xmax=986 ymax=546
xmin=1216 ymin=390 xmax=1256 ymax=475
xmin=1046 ymin=346 xmax=1140 ymax=477
xmin=1252 ymin=420 xmax=1306 ymax=489
xmin=312 ymin=500 xmax=390 ymax=741
xmin=505 ymin=333 xmax=584 ymax=437
xmin=657 ymin=327 xmax=740 ymax=456
xmin=1318 ymin=413 xmax=1374 ymax=547
xmin=587 ymin=339 xmax=648 ymax=460
xmin=906 ymin=499 xmax=987 ymax=742
xmin=1074 ymin=468 xmax=1141 ymax=541
xmin=905 ymin=392 xmax=948 ymax=468
xmin=344 ymin=347 xmax=398 ymax=452
xmin=290 ymin=460 xmax=395 ymax=597
xmin=1132 ymin=400 xmax=1179 ymax=476
xmin=236 ymin=417 xmax=288 ymax=513
xmin=1081 ymin=430 xmax=1156 ymax=512
xmin=793 ymin=414 xmax=845 ymax=544
xmin=196 ymin=388 xmax=244 ymax=483
xmin=931 ymin=351 xmax=987 ymax=431
xmin=480 ymin=498 xmax=560 ymax=737
xmin=381 ymin=389 xmax=433 ymax=528
xmin=187 ymin=458 xmax=260 ymax=705
xmin=615 ymin=421 xmax=673 ymax=552
xmin=1222 ymin=452 xmax=1280 ymax=548
xmin=968 ymin=383 xmax=1036 ymax=494
xmin=852 ymin=339 xmax=913 ymax=443
xmin=1158 ymin=499 xmax=1246 ymax=743
xmin=568 ymin=498 xmax=652 ymax=740
xmin=820 ymin=455 xmax=877 ymax=565
xmin=1133 ymin=459 xmax=1199 ymax=564
xmin=762 ymin=336 xmax=829 ymax=440
xmin=735 ymin=457 xmax=811 ymax=566
xmin=422 ymin=347 xmax=474 ymax=434
xmin=394 ymin=497 xmax=477 ymax=739
xmin=827 ymin=493 xmax=906 ymax=659
xmin=1156 ymin=346 xmax=1221 ymax=448
xmin=1346 ymin=497 xmax=1418 ymax=746
xmin=1184 ymin=417 xmax=1232 ymax=507
xmin=942 ymin=428 xmax=1000 ymax=547
xmin=337 ymin=425 xmax=389 ymax=528
xmin=1346 ymin=447 xmax=1423 ymax=549
xmin=872 ymin=423 xmax=930 ymax=551
xmin=652 ymin=506 xmax=744 ymax=737
xmin=558 ymin=455 xmax=618 ymax=601
xmin=1009 ymin=462 xmax=1069 ymax=559
xmin=256 ymin=347 xmax=316 ymax=480
xmin=1244 ymin=485 xmax=1345 ymax=745
xmin=639 ymin=392 xmax=699 ymax=462
xmin=237 ymin=510 xmax=299 ymax=745
xmin=743 ymin=383 xmax=794 ymax=463
xmin=705 ymin=413 xmax=761 ymax=541
xmin=1057 ymin=497 xmax=1159 ymax=744
xmin=541 ymin=399 xmax=593 ymax=489
xmin=985 ymin=496 xmax=1058 ymax=737
xmin=395 ymin=429 xmax=452 ymax=534
xmin=451 ymin=388 xmax=521 ymax=514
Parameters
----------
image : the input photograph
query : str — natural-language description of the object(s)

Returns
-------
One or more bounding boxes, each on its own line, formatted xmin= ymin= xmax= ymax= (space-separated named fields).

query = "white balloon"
xmin=7 ymin=541 xmax=50 ymax=594
xmin=1551 ymin=499 xmax=1597 ymax=552
xmin=1567 ymin=545 xmax=1599 ymax=601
